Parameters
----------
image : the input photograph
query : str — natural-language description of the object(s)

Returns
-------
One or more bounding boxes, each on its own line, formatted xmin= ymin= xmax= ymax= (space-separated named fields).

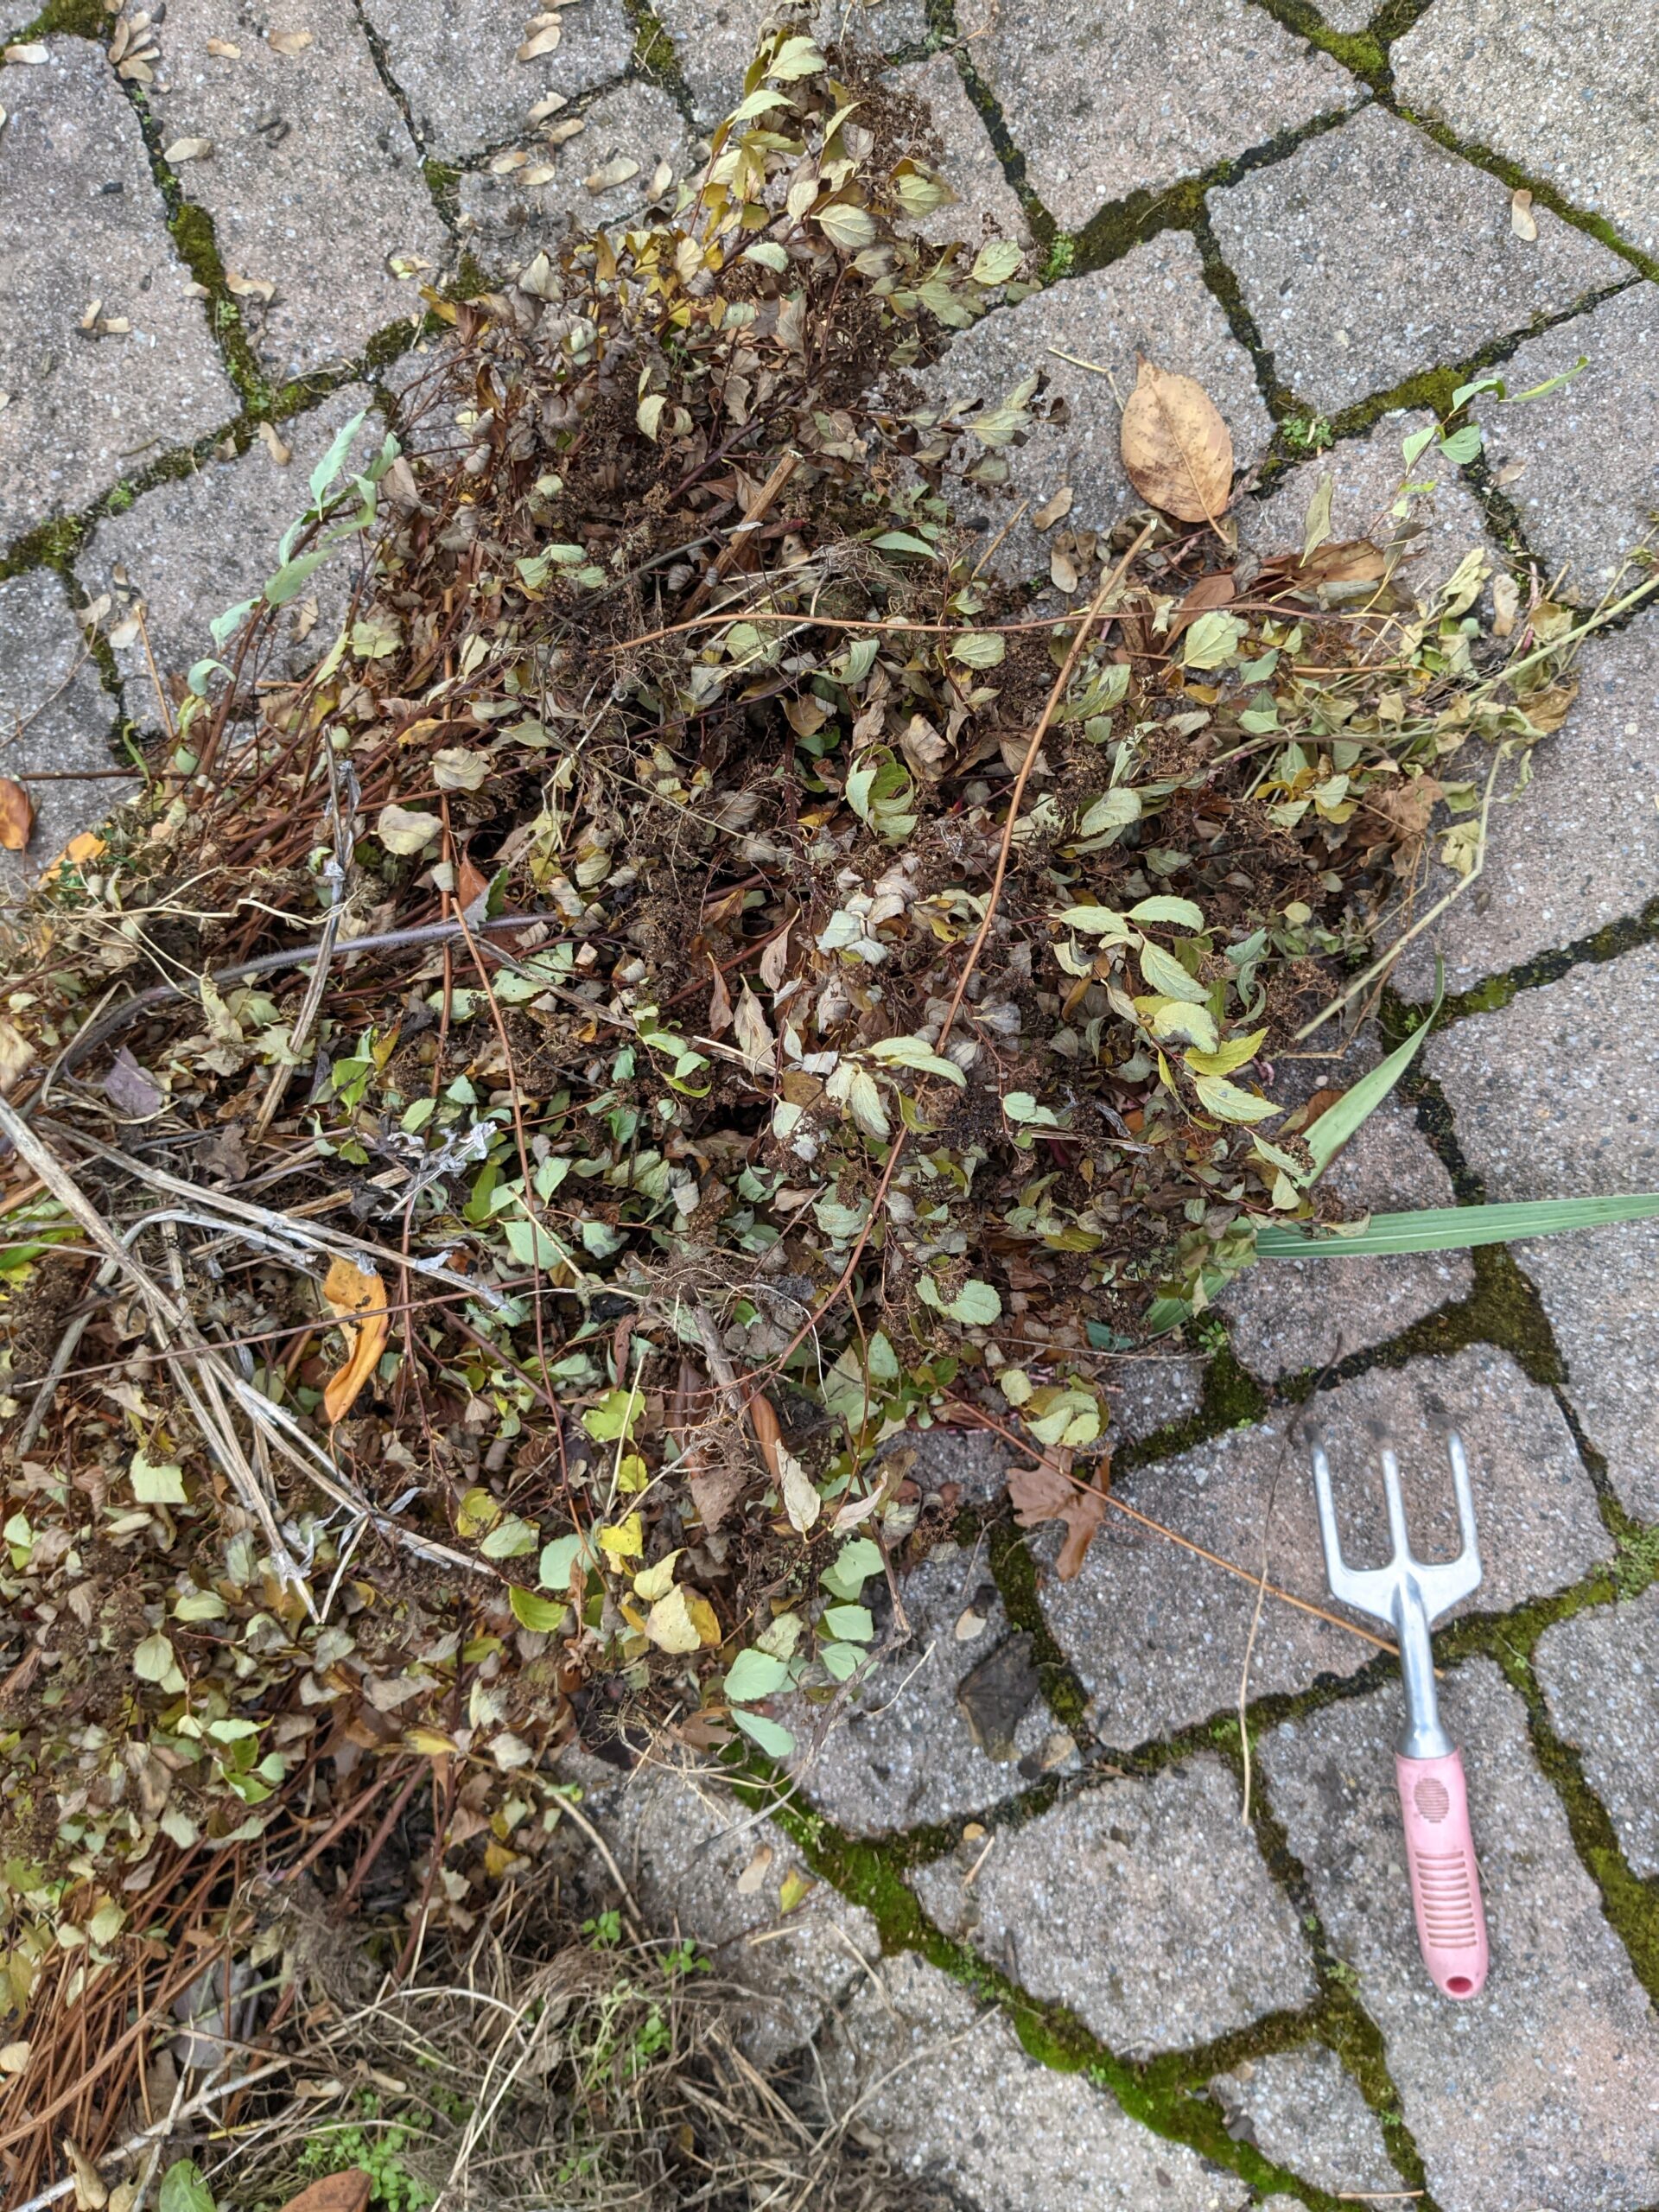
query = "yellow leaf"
xmin=597 ymin=1513 xmax=643 ymax=1564
xmin=633 ymin=1549 xmax=680 ymax=1602
xmin=0 ymin=778 xmax=34 ymax=852
xmin=404 ymin=1726 xmax=459 ymax=1757
xmin=645 ymin=1584 xmax=720 ymax=1652
xmin=321 ymin=1255 xmax=389 ymax=1424
xmin=778 ymin=1868 xmax=811 ymax=1912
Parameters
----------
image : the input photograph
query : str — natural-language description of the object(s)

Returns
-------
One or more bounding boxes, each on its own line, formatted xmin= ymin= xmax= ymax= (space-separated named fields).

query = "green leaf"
xmin=950 ymin=630 xmax=1007 ymax=668
xmin=969 ymin=238 xmax=1024 ymax=285
xmin=539 ymin=1531 xmax=598 ymax=1592
xmin=159 ymin=2161 xmax=217 ymax=2212
xmin=1059 ymin=904 xmax=1135 ymax=939
xmin=1181 ymin=610 xmax=1246 ymax=669
xmin=505 ymin=1215 xmax=570 ymax=1270
xmin=1129 ymin=895 xmax=1204 ymax=931
xmin=1077 ymin=790 xmax=1141 ymax=834
xmin=509 ymin=1586 xmax=569 ymax=1631
xmin=730 ymin=1707 xmax=796 ymax=1758
xmin=1192 ymin=1073 xmax=1280 ymax=1124
xmin=868 ymin=531 xmax=937 ymax=557
xmin=766 ymin=32 xmax=825 ymax=77
xmin=820 ymin=1640 xmax=863 ymax=1681
xmin=1149 ymin=999 xmax=1218 ymax=1053
xmin=1304 ymin=969 xmax=1444 ymax=1180
xmin=1438 ymin=424 xmax=1483 ymax=464
xmin=817 ymin=200 xmax=877 ymax=250
xmin=1256 ymin=1193 xmax=1659 ymax=1257
xmin=131 ymin=1451 xmax=186 ymax=1504
xmin=822 ymin=1602 xmax=874 ymax=1642
xmin=943 ymin=1277 xmax=1001 ymax=1325
xmin=1138 ymin=941 xmax=1208 ymax=1005
xmin=308 ymin=405 xmax=369 ymax=506
xmin=1001 ymin=1090 xmax=1062 ymax=1128
xmin=724 ymin=1648 xmax=789 ymax=1701
xmin=583 ymin=1387 xmax=640 ymax=1441
xmin=133 ymin=1630 xmax=175 ymax=1682
xmin=479 ymin=1515 xmax=537 ymax=1560
xmin=263 ymin=546 xmax=332 ymax=607
xmin=867 ymin=1034 xmax=967 ymax=1085
xmin=823 ymin=1537 xmax=884 ymax=1599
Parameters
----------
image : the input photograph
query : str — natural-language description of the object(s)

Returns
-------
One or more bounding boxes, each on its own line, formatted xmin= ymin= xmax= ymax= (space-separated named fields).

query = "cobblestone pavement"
xmin=4 ymin=0 xmax=1659 ymax=2205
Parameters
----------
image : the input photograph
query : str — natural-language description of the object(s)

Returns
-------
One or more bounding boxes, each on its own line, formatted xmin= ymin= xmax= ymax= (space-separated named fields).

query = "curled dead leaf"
xmin=1119 ymin=357 xmax=1233 ymax=525
xmin=321 ymin=1255 xmax=390 ymax=1425
xmin=274 ymin=2174 xmax=372 ymax=2212
xmin=1006 ymin=1454 xmax=1108 ymax=1580
xmin=267 ymin=27 xmax=313 ymax=54
xmin=1032 ymin=484 xmax=1073 ymax=531
xmin=1510 ymin=187 xmax=1538 ymax=242
xmin=0 ymin=778 xmax=35 ymax=852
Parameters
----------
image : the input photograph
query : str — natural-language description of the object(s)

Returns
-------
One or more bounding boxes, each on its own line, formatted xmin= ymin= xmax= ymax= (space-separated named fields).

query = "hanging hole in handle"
xmin=1446 ymin=1974 xmax=1474 ymax=1996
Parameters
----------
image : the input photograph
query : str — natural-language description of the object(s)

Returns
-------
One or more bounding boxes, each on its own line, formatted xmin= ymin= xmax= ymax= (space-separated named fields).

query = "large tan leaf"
xmin=1006 ymin=1454 xmax=1107 ymax=1580
xmin=1119 ymin=358 xmax=1233 ymax=524
xmin=0 ymin=778 xmax=35 ymax=852
xmin=276 ymin=2176 xmax=372 ymax=2212
xmin=321 ymin=1255 xmax=389 ymax=1425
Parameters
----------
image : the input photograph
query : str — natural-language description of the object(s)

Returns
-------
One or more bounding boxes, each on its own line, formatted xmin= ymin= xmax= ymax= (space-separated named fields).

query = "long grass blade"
xmin=1256 ymin=1192 xmax=1659 ymax=1256
xmin=1304 ymin=965 xmax=1444 ymax=1181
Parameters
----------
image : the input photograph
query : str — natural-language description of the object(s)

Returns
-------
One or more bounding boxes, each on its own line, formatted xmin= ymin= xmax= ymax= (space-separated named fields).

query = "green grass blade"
xmin=1256 ymin=1192 xmax=1659 ymax=1257
xmin=1304 ymin=965 xmax=1444 ymax=1181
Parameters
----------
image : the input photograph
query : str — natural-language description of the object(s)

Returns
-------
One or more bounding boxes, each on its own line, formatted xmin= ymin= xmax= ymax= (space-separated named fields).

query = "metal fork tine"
xmin=1380 ymin=1446 xmax=1414 ymax=1567
xmin=1311 ymin=1440 xmax=1345 ymax=1583
xmin=1447 ymin=1431 xmax=1478 ymax=1566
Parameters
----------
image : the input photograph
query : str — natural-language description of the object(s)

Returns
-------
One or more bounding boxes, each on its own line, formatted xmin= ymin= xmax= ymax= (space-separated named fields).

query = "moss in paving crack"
xmin=623 ymin=0 xmax=683 ymax=91
xmin=987 ymin=1521 xmax=1090 ymax=1731
xmin=3 ymin=0 xmax=105 ymax=40
xmin=423 ymin=158 xmax=462 ymax=230
xmin=1435 ymin=895 xmax=1659 ymax=1027
xmin=0 ymin=517 xmax=83 ymax=584
xmin=164 ymin=194 xmax=271 ymax=410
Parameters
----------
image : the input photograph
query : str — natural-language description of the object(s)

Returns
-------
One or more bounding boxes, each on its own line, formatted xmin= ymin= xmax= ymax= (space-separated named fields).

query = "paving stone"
xmin=1312 ymin=0 xmax=1375 ymax=26
xmin=1472 ymin=283 xmax=1659 ymax=600
xmin=896 ymin=53 xmax=1031 ymax=256
xmin=0 ymin=41 xmax=239 ymax=543
xmin=1396 ymin=608 xmax=1659 ymax=999
xmin=457 ymin=83 xmax=694 ymax=257
xmin=1240 ymin=409 xmax=1496 ymax=611
xmin=790 ymin=1538 xmax=1063 ymax=1836
xmin=1261 ymin=1659 xmax=1659 ymax=2212
xmin=823 ymin=1950 xmax=1252 ymax=2212
xmin=1535 ymin=1588 xmax=1659 ymax=1878
xmin=1039 ymin=1345 xmax=1609 ymax=1749
xmin=75 ymin=385 xmax=380 ymax=723
xmin=359 ymin=0 xmax=634 ymax=162
xmin=1222 ymin=1099 xmax=1472 ymax=1382
xmin=913 ymin=1754 xmax=1316 ymax=2056
xmin=927 ymin=232 xmax=1273 ymax=584
xmin=149 ymin=0 xmax=451 ymax=381
xmin=1103 ymin=1350 xmax=1206 ymax=1445
xmin=1427 ymin=949 xmax=1659 ymax=1516
xmin=1209 ymin=105 xmax=1625 ymax=416
xmin=880 ymin=1421 xmax=1011 ymax=1505
xmin=1209 ymin=2044 xmax=1397 ymax=2198
xmin=969 ymin=0 xmax=1355 ymax=235
xmin=1394 ymin=0 xmax=1659 ymax=257
xmin=0 ymin=571 xmax=121 ymax=898
xmin=594 ymin=1760 xmax=880 ymax=2060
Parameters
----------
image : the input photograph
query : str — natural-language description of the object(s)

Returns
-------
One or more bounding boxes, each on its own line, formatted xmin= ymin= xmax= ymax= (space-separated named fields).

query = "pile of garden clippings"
xmin=0 ymin=26 xmax=1585 ymax=2205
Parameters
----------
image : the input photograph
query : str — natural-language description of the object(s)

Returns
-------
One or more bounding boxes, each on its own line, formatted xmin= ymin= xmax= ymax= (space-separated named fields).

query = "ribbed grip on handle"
xmin=1395 ymin=1748 xmax=1489 ymax=1998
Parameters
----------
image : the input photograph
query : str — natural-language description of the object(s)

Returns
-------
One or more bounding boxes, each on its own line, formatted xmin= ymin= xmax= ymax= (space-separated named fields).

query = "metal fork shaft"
xmin=1394 ymin=1575 xmax=1452 ymax=1760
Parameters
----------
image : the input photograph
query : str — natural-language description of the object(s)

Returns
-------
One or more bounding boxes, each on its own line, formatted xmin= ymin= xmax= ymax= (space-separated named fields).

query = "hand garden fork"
xmin=1312 ymin=1431 xmax=1490 ymax=1999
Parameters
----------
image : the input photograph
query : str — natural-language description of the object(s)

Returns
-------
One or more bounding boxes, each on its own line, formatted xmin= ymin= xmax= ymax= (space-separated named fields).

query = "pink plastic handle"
xmin=1395 ymin=1749 xmax=1489 ymax=1998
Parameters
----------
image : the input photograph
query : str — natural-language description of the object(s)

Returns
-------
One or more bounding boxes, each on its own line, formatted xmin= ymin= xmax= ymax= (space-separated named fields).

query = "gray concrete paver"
xmin=790 ymin=1538 xmax=1063 ymax=1836
xmin=1210 ymin=105 xmax=1626 ymax=415
xmin=823 ymin=1951 xmax=1253 ymax=2212
xmin=0 ymin=40 xmax=240 ymax=544
xmin=1427 ymin=946 xmax=1659 ymax=1516
xmin=1535 ymin=1587 xmax=1659 ymax=1878
xmin=1221 ymin=1099 xmax=1472 ymax=1382
xmin=912 ymin=1753 xmax=1318 ymax=2056
xmin=74 ymin=385 xmax=380 ymax=721
xmin=1397 ymin=609 xmax=1659 ymax=998
xmin=1040 ymin=1347 xmax=1608 ymax=1749
xmin=1262 ymin=1660 xmax=1659 ymax=2212
xmin=147 ymin=0 xmax=450 ymax=381
xmin=1208 ymin=2044 xmax=1397 ymax=2198
xmin=969 ymin=0 xmax=1357 ymax=233
xmin=1394 ymin=0 xmax=1659 ymax=257
xmin=1472 ymin=282 xmax=1659 ymax=601
xmin=359 ymin=0 xmax=635 ymax=162
xmin=0 ymin=570 xmax=121 ymax=896
xmin=456 ymin=81 xmax=693 ymax=255
xmin=927 ymin=232 xmax=1273 ymax=584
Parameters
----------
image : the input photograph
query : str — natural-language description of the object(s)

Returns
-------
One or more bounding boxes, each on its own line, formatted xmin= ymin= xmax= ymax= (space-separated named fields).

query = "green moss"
xmin=0 ymin=516 xmax=82 ymax=582
xmin=988 ymin=1521 xmax=1090 ymax=1731
xmin=423 ymin=159 xmax=462 ymax=230
xmin=3 ymin=0 xmax=105 ymax=41
xmin=1437 ymin=897 xmax=1659 ymax=1028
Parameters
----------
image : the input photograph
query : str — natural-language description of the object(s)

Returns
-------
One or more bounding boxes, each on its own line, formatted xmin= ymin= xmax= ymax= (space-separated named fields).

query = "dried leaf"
xmin=1510 ymin=187 xmax=1538 ymax=242
xmin=584 ymin=155 xmax=640 ymax=194
xmin=226 ymin=268 xmax=276 ymax=301
xmin=645 ymin=1584 xmax=720 ymax=1652
xmin=321 ymin=1256 xmax=389 ymax=1425
xmin=706 ymin=956 xmax=734 ymax=1036
xmin=734 ymin=982 xmax=776 ymax=1074
xmin=1049 ymin=545 xmax=1078 ymax=594
xmin=162 ymin=137 xmax=213 ymax=162
xmin=257 ymin=420 xmax=291 ymax=466
xmin=266 ymin=28 xmax=313 ymax=54
xmin=274 ymin=2177 xmax=372 ymax=2212
xmin=104 ymin=1046 xmax=164 ymax=1117
xmin=779 ymin=1446 xmax=821 ymax=1534
xmin=518 ymin=18 xmax=562 ymax=58
xmin=1119 ymin=357 xmax=1233 ymax=524
xmin=1032 ymin=484 xmax=1072 ymax=531
xmin=0 ymin=1018 xmax=35 ymax=1094
xmin=0 ymin=778 xmax=34 ymax=852
xmin=206 ymin=36 xmax=241 ymax=55
xmin=1006 ymin=1457 xmax=1108 ymax=1579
